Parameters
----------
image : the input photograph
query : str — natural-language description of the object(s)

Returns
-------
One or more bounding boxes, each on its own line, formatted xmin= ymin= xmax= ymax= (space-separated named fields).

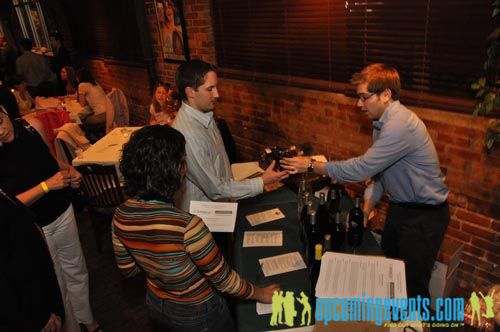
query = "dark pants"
xmin=146 ymin=290 xmax=234 ymax=332
xmin=381 ymin=202 xmax=449 ymax=299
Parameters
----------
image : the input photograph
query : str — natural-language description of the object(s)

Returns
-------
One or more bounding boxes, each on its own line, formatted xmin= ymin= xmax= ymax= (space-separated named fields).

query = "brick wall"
xmin=83 ymin=0 xmax=499 ymax=295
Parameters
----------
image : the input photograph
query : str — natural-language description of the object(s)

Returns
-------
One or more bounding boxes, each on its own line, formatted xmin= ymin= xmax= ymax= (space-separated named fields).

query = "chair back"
xmin=76 ymin=164 xmax=125 ymax=209
xmin=107 ymin=88 xmax=129 ymax=127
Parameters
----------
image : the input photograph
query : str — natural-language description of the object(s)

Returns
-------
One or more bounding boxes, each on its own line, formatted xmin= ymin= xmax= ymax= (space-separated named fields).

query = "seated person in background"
xmin=49 ymin=32 xmax=71 ymax=96
xmin=15 ymin=38 xmax=56 ymax=97
xmin=149 ymin=82 xmax=175 ymax=125
xmin=77 ymin=68 xmax=114 ymax=133
xmin=60 ymin=66 xmax=78 ymax=95
xmin=1 ymin=187 xmax=64 ymax=332
xmin=172 ymin=60 xmax=288 ymax=211
xmin=113 ymin=125 xmax=279 ymax=332
xmin=0 ymin=81 xmax=20 ymax=119
xmin=9 ymin=75 xmax=34 ymax=115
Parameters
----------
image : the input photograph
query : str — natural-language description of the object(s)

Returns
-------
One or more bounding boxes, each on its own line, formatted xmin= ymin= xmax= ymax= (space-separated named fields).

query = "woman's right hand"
xmin=45 ymin=171 xmax=72 ymax=191
xmin=252 ymin=284 xmax=280 ymax=304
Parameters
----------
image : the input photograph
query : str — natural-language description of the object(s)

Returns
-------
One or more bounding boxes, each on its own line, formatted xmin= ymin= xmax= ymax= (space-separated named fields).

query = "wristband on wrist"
xmin=40 ymin=181 xmax=50 ymax=194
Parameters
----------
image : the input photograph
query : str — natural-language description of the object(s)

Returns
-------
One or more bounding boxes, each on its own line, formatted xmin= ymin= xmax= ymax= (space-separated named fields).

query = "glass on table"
xmin=120 ymin=127 xmax=132 ymax=138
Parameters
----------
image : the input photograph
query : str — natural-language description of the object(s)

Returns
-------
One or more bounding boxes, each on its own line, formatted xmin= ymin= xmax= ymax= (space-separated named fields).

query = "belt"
xmin=390 ymin=201 xmax=447 ymax=210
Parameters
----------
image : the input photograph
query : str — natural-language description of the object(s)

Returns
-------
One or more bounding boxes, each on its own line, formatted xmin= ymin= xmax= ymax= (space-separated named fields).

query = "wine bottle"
xmin=297 ymin=178 xmax=308 ymax=217
xmin=299 ymin=195 xmax=312 ymax=254
xmin=331 ymin=211 xmax=345 ymax=251
xmin=307 ymin=210 xmax=322 ymax=266
xmin=317 ymin=192 xmax=329 ymax=237
xmin=323 ymin=233 xmax=332 ymax=253
xmin=328 ymin=188 xmax=339 ymax=219
xmin=310 ymin=243 xmax=323 ymax=298
xmin=348 ymin=196 xmax=364 ymax=246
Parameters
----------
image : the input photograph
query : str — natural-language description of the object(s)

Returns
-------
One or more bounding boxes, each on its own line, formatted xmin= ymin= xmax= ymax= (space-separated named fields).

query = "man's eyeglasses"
xmin=358 ymin=92 xmax=376 ymax=101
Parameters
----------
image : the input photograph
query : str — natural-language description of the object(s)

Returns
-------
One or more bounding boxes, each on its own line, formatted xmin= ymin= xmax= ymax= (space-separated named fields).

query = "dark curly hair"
xmin=120 ymin=125 xmax=186 ymax=202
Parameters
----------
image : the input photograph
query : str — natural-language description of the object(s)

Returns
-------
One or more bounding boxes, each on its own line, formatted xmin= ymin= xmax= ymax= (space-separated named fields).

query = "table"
xmin=233 ymin=186 xmax=383 ymax=332
xmin=72 ymin=127 xmax=141 ymax=177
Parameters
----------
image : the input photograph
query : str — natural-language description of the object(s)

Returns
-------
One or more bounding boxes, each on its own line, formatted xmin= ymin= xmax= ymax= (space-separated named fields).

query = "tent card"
xmin=258 ymin=252 xmax=306 ymax=277
xmin=243 ymin=231 xmax=283 ymax=247
xmin=246 ymin=208 xmax=285 ymax=226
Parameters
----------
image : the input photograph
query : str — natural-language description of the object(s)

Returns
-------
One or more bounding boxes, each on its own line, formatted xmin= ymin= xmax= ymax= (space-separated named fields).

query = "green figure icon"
xmin=479 ymin=289 xmax=495 ymax=319
xmin=296 ymin=291 xmax=311 ymax=326
xmin=283 ymin=291 xmax=297 ymax=327
xmin=270 ymin=290 xmax=285 ymax=326
xmin=470 ymin=291 xmax=481 ymax=326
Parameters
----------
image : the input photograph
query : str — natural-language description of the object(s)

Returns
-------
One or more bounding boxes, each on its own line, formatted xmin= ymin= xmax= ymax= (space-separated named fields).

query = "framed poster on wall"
xmin=153 ymin=0 xmax=189 ymax=62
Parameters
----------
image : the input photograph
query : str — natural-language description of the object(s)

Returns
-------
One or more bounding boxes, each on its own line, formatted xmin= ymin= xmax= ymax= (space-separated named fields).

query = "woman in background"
xmin=113 ymin=125 xmax=279 ymax=332
xmin=77 ymin=68 xmax=114 ymax=133
xmin=60 ymin=66 xmax=78 ymax=95
xmin=149 ymin=82 xmax=176 ymax=125
xmin=9 ymin=75 xmax=33 ymax=115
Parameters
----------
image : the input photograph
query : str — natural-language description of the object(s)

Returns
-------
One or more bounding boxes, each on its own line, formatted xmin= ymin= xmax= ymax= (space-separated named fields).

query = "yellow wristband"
xmin=40 ymin=181 xmax=50 ymax=194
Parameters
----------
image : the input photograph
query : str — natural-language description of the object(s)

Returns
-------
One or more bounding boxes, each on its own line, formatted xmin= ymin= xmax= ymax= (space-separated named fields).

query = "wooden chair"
xmin=76 ymin=164 xmax=126 ymax=252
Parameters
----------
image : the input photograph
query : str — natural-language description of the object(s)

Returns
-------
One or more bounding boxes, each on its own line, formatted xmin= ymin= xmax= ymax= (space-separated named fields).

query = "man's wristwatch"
xmin=307 ymin=159 xmax=314 ymax=173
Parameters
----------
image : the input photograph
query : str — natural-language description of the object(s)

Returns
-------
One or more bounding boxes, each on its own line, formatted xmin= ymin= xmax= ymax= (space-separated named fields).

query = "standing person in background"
xmin=172 ymin=60 xmax=288 ymax=211
xmin=1 ymin=187 xmax=64 ymax=332
xmin=49 ymin=32 xmax=71 ymax=96
xmin=113 ymin=125 xmax=279 ymax=332
xmin=77 ymin=68 xmax=114 ymax=134
xmin=0 ymin=34 xmax=17 ymax=83
xmin=15 ymin=38 xmax=55 ymax=97
xmin=149 ymin=82 xmax=176 ymax=125
xmin=282 ymin=63 xmax=449 ymax=300
xmin=0 ymin=106 xmax=101 ymax=332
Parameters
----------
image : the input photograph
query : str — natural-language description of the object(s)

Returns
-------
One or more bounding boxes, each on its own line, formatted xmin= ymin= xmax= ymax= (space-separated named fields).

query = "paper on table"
xmin=189 ymin=201 xmax=238 ymax=233
xmin=258 ymin=252 xmax=306 ymax=277
xmin=315 ymin=252 xmax=407 ymax=299
xmin=243 ymin=231 xmax=283 ymax=247
xmin=231 ymin=161 xmax=264 ymax=181
xmin=246 ymin=208 xmax=285 ymax=226
xmin=256 ymin=302 xmax=272 ymax=315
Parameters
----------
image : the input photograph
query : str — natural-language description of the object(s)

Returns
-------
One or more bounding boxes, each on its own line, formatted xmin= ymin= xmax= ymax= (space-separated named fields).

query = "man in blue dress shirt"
xmin=282 ymin=63 xmax=450 ymax=299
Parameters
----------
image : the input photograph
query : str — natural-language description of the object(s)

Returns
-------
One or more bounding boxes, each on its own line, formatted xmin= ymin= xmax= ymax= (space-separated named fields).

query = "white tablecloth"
xmin=72 ymin=127 xmax=141 ymax=172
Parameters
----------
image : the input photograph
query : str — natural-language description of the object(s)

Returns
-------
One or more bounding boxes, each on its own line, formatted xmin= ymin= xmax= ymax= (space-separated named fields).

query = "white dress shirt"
xmin=173 ymin=102 xmax=263 ymax=211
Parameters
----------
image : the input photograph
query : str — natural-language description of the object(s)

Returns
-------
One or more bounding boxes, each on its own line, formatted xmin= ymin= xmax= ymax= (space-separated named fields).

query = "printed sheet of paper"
xmin=189 ymin=201 xmax=238 ymax=233
xmin=258 ymin=252 xmax=306 ymax=277
xmin=231 ymin=161 xmax=264 ymax=181
xmin=256 ymin=302 xmax=272 ymax=315
xmin=243 ymin=231 xmax=283 ymax=247
xmin=246 ymin=208 xmax=285 ymax=226
xmin=315 ymin=252 xmax=407 ymax=299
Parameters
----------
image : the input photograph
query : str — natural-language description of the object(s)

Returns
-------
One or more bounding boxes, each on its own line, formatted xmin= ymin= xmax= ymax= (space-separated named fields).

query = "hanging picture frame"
xmin=153 ymin=0 xmax=190 ymax=62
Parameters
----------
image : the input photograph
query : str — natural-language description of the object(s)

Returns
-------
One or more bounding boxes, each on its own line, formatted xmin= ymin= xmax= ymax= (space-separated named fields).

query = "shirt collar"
xmin=180 ymin=101 xmax=213 ymax=128
xmin=372 ymin=100 xmax=399 ymax=130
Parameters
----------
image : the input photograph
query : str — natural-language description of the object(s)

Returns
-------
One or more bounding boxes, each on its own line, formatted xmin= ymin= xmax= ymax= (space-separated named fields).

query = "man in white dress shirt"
xmin=173 ymin=60 xmax=288 ymax=211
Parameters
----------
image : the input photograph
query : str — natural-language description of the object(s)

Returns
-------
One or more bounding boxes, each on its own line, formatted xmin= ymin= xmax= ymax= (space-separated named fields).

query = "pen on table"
xmin=108 ymin=143 xmax=118 ymax=147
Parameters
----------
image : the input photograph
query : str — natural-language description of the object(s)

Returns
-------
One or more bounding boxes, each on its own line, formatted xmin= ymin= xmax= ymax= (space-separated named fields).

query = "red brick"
xmin=463 ymin=244 xmax=485 ymax=258
xmin=446 ymin=147 xmax=482 ymax=162
xmin=471 ymin=237 xmax=500 ymax=254
xmin=445 ymin=227 xmax=471 ymax=242
xmin=461 ymin=223 xmax=495 ymax=241
xmin=455 ymin=209 xmax=492 ymax=228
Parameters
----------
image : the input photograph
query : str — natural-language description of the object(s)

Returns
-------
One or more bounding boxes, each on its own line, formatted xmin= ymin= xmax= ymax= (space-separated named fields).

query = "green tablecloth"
xmin=232 ymin=186 xmax=383 ymax=332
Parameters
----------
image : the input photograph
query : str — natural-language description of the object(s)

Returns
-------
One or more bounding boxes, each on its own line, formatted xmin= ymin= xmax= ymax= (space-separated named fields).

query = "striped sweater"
xmin=112 ymin=199 xmax=254 ymax=304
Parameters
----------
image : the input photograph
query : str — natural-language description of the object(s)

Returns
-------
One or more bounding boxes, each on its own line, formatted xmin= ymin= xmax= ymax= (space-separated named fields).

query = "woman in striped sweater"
xmin=112 ymin=125 xmax=279 ymax=332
